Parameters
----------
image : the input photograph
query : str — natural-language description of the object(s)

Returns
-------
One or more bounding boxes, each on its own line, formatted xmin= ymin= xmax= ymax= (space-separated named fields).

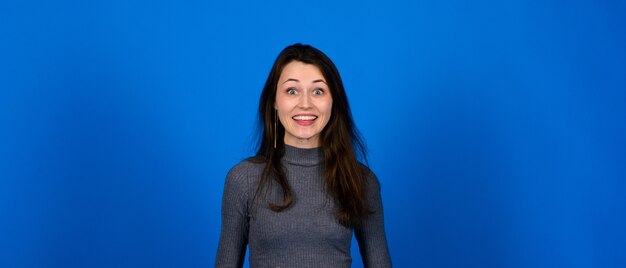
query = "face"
xmin=275 ymin=61 xmax=333 ymax=148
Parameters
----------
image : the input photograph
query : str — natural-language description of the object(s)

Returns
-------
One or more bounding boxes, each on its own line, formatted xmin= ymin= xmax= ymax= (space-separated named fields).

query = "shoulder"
xmin=222 ymin=158 xmax=266 ymax=201
xmin=358 ymin=163 xmax=381 ymax=189
xmin=226 ymin=158 xmax=265 ymax=180
xmin=357 ymin=165 xmax=386 ymax=214
xmin=358 ymin=164 xmax=385 ymax=206
xmin=226 ymin=157 xmax=266 ymax=184
xmin=227 ymin=158 xmax=264 ymax=176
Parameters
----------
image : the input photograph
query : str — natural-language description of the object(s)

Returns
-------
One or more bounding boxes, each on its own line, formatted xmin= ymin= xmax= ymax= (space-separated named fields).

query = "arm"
xmin=215 ymin=164 xmax=250 ymax=268
xmin=355 ymin=172 xmax=392 ymax=267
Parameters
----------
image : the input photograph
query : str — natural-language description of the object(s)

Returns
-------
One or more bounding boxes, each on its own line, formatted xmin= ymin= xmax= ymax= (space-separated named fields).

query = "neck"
xmin=282 ymin=144 xmax=323 ymax=167
xmin=284 ymin=137 xmax=319 ymax=148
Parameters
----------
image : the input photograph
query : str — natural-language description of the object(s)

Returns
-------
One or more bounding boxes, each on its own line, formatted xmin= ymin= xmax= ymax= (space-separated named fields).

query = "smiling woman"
xmin=275 ymin=61 xmax=333 ymax=148
xmin=215 ymin=43 xmax=392 ymax=267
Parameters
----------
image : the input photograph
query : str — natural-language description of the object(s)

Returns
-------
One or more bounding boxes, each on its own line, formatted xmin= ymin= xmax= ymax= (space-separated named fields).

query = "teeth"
xmin=293 ymin=115 xmax=317 ymax=121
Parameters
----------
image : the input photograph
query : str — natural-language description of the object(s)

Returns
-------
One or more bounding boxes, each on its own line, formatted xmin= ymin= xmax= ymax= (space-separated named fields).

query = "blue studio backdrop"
xmin=1 ymin=0 xmax=625 ymax=267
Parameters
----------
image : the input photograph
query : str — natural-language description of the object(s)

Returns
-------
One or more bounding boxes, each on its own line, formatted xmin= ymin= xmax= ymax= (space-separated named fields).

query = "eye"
xmin=287 ymin=88 xmax=297 ymax=95
xmin=313 ymin=89 xmax=324 ymax=95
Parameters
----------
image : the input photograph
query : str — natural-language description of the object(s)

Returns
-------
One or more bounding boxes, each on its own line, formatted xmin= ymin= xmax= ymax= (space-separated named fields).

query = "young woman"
xmin=216 ymin=43 xmax=391 ymax=267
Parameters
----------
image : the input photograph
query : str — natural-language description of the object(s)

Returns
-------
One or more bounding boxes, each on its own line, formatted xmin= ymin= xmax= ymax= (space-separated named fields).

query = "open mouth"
xmin=293 ymin=115 xmax=317 ymax=120
xmin=292 ymin=114 xmax=317 ymax=126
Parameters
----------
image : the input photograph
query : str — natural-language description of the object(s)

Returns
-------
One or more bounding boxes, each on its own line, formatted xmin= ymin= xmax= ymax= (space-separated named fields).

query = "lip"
xmin=292 ymin=113 xmax=317 ymax=126
xmin=292 ymin=113 xmax=318 ymax=119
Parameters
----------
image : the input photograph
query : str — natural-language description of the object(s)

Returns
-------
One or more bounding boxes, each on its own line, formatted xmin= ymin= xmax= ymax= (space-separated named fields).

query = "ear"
xmin=273 ymin=103 xmax=277 ymax=109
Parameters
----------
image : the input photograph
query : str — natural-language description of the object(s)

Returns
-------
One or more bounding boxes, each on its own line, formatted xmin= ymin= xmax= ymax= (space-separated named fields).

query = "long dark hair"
xmin=253 ymin=43 xmax=369 ymax=227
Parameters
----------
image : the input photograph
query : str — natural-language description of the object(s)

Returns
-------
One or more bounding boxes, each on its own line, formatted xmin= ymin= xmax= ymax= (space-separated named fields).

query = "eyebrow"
xmin=281 ymin=78 xmax=327 ymax=84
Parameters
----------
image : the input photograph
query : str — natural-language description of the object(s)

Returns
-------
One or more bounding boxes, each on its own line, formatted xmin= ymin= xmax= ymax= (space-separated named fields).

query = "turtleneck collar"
xmin=283 ymin=144 xmax=323 ymax=167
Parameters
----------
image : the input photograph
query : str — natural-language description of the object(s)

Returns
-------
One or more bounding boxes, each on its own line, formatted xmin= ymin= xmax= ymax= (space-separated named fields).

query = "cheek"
xmin=319 ymin=101 xmax=333 ymax=126
xmin=277 ymin=110 xmax=290 ymax=124
xmin=275 ymin=98 xmax=293 ymax=117
xmin=323 ymin=100 xmax=333 ymax=118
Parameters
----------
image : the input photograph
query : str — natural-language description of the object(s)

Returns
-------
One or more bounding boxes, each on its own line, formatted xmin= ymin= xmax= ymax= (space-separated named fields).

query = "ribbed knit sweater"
xmin=216 ymin=145 xmax=391 ymax=267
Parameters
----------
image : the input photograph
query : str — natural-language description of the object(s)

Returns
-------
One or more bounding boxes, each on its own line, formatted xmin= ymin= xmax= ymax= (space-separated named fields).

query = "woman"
xmin=216 ymin=43 xmax=391 ymax=267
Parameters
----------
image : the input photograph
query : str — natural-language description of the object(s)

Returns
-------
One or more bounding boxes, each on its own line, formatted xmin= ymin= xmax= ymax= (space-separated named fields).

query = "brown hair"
xmin=252 ymin=43 xmax=369 ymax=227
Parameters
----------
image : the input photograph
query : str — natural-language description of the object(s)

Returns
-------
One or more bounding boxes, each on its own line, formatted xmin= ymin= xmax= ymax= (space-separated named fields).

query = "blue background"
xmin=1 ymin=0 xmax=625 ymax=267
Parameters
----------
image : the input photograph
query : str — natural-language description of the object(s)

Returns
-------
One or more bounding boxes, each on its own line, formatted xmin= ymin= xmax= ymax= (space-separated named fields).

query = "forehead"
xmin=279 ymin=61 xmax=325 ymax=82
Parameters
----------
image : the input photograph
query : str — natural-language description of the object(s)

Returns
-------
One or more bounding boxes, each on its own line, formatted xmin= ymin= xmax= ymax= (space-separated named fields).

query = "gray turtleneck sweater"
xmin=216 ymin=145 xmax=391 ymax=267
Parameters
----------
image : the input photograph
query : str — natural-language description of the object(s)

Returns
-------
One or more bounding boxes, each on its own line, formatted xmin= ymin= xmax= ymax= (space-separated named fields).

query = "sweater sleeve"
xmin=215 ymin=163 xmax=250 ymax=268
xmin=355 ymin=171 xmax=392 ymax=267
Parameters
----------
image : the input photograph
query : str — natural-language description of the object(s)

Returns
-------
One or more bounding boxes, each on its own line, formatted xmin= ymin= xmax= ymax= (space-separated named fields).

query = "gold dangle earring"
xmin=274 ymin=109 xmax=277 ymax=149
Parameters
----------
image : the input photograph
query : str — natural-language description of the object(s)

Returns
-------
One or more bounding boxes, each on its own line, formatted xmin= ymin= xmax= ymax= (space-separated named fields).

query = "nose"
xmin=298 ymin=92 xmax=312 ymax=109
